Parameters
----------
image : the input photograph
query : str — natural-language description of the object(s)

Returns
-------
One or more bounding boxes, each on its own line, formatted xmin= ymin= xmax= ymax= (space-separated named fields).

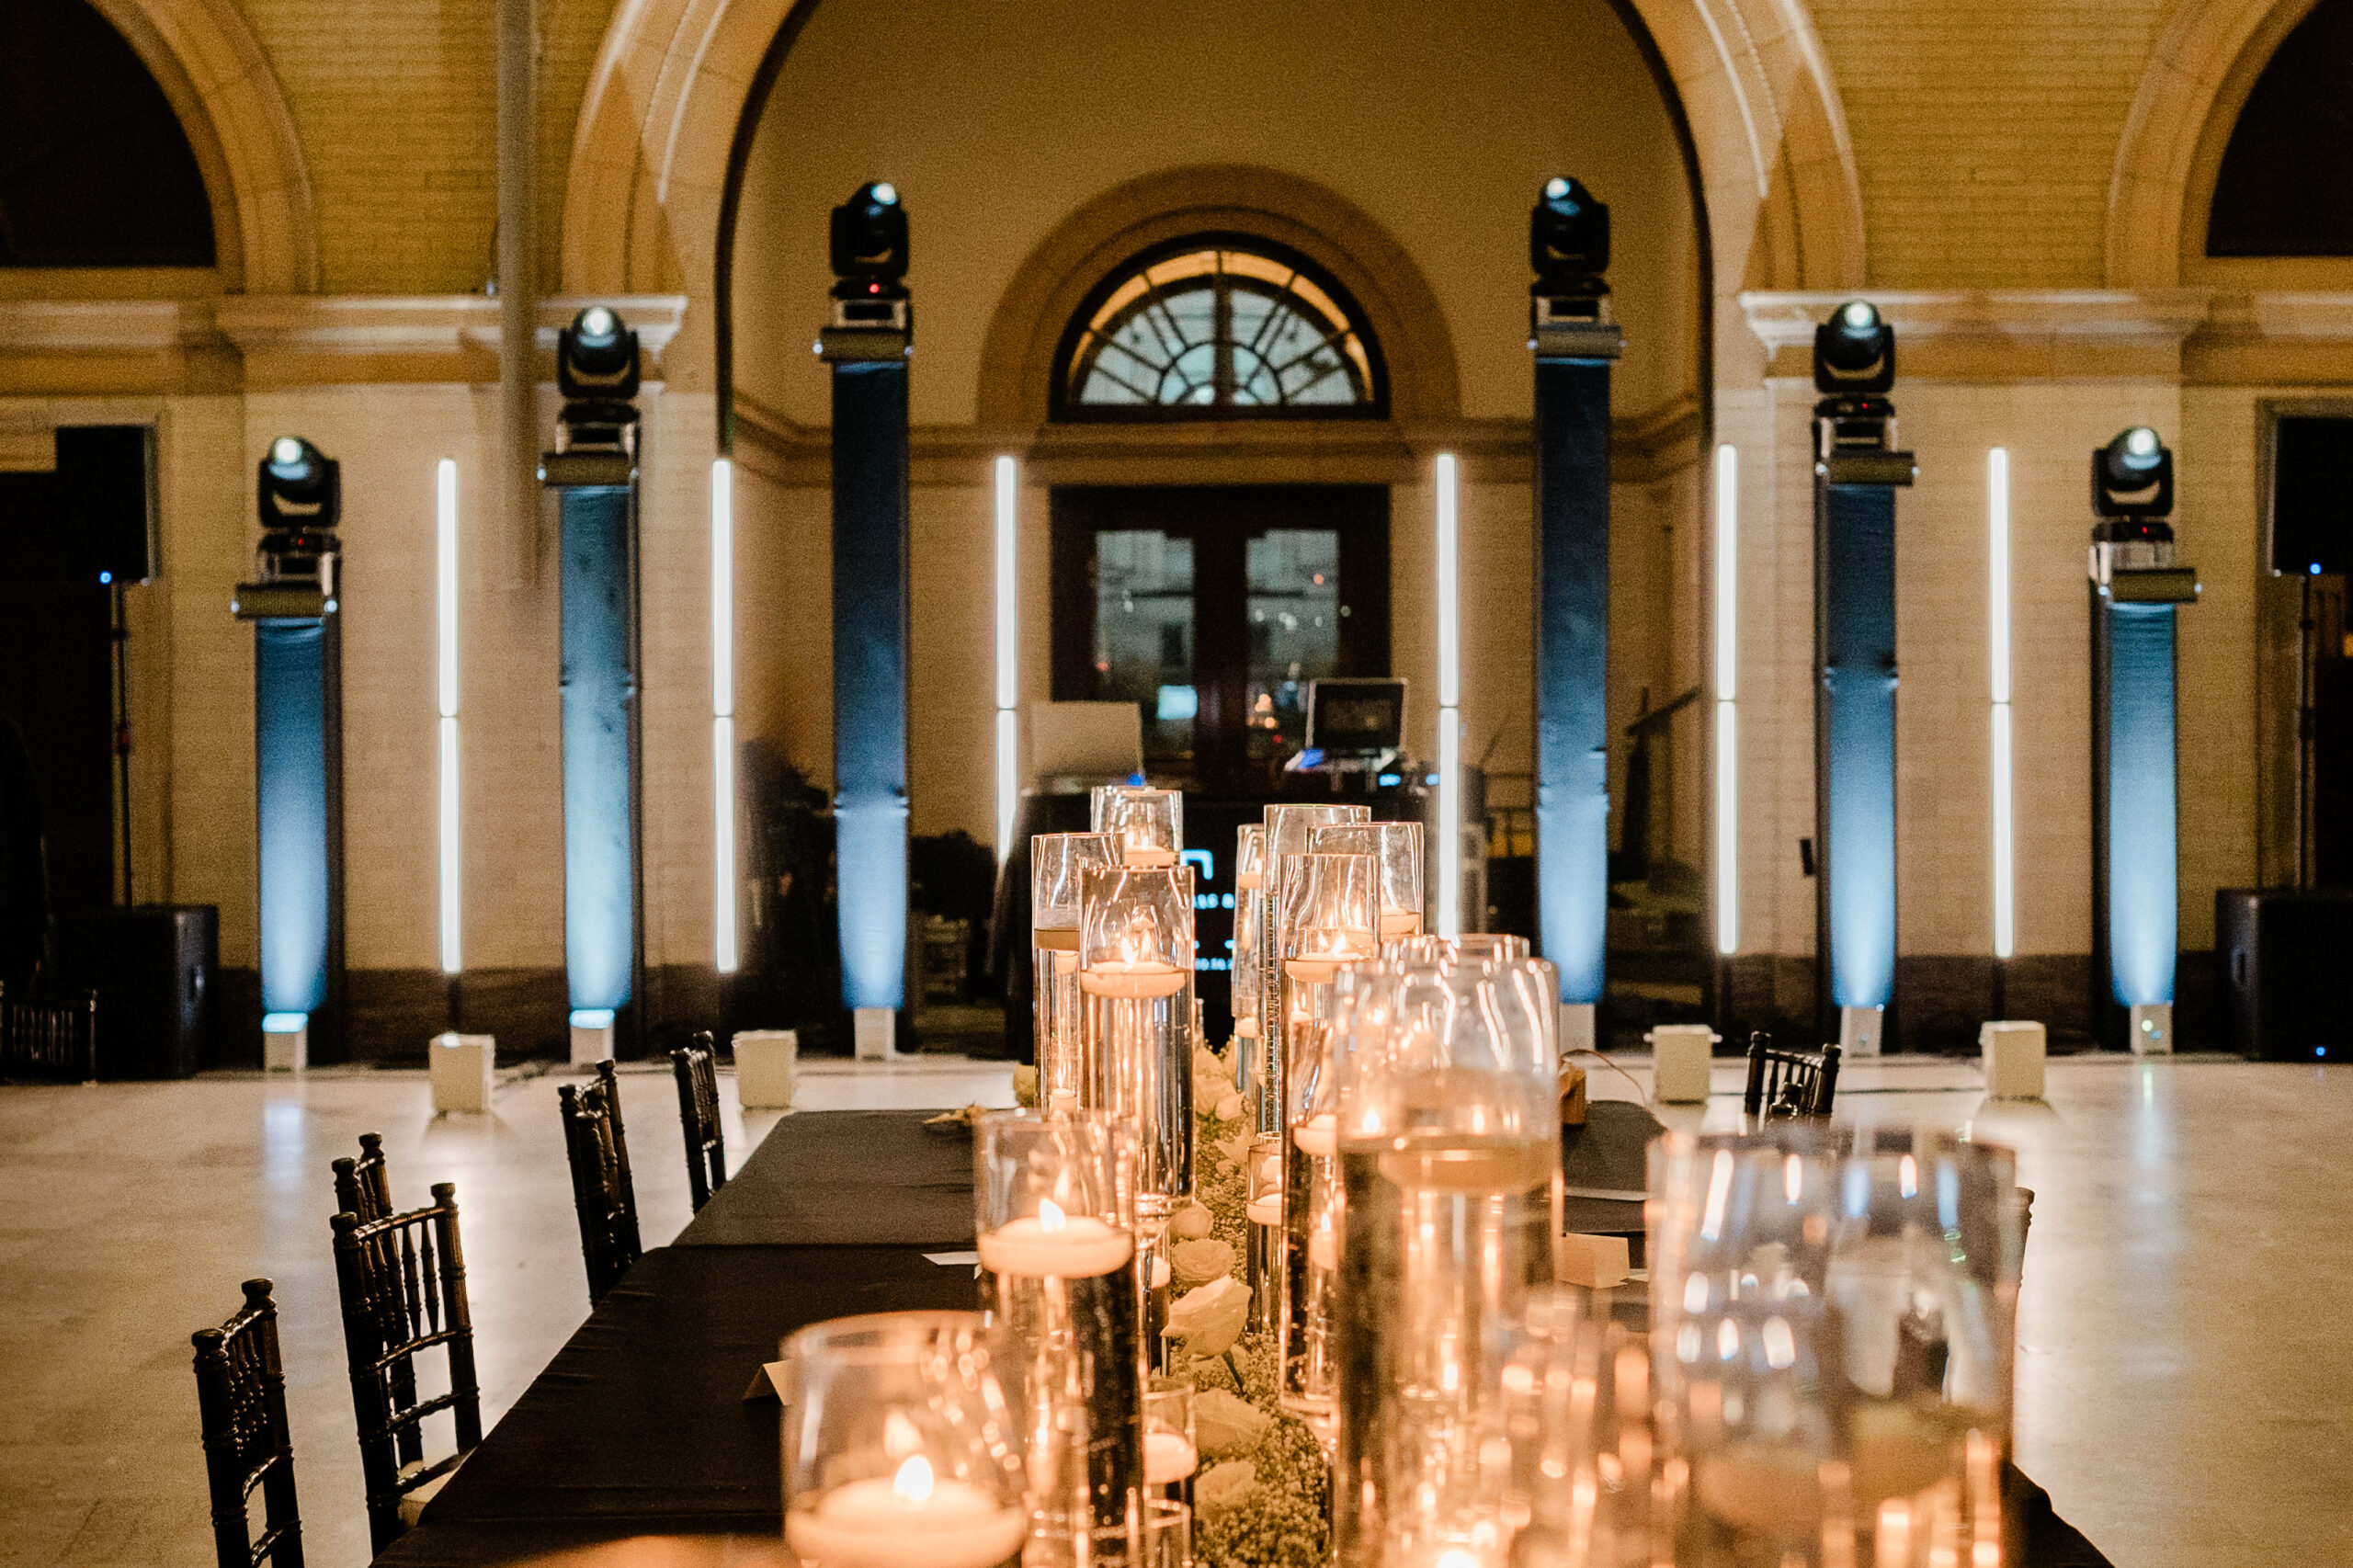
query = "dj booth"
xmin=986 ymin=679 xmax=1445 ymax=1057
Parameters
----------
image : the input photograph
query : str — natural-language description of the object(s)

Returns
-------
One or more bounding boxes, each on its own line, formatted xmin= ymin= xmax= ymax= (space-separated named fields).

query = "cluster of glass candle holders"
xmin=779 ymin=783 xmax=2024 ymax=1568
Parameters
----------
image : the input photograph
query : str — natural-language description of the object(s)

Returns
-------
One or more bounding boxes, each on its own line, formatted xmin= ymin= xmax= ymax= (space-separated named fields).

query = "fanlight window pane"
xmin=1067 ymin=247 xmax=1376 ymax=413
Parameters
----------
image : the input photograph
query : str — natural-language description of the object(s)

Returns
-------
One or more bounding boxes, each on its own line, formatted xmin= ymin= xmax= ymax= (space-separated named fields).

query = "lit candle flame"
xmin=1039 ymin=1198 xmax=1066 ymax=1233
xmin=892 ymin=1453 xmax=934 ymax=1505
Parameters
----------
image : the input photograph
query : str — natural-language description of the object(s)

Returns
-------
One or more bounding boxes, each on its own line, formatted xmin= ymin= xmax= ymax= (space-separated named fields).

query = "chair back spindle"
xmin=560 ymin=1062 xmax=642 ymax=1302
xmin=192 ymin=1278 xmax=305 ymax=1568
xmin=670 ymin=1032 xmax=727 ymax=1211
xmin=331 ymin=1131 xmax=394 ymax=1222
xmin=329 ymin=1183 xmax=482 ymax=1551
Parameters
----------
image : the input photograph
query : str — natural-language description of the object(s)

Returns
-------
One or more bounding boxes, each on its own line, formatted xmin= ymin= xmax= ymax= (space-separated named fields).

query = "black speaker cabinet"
xmin=52 ymin=424 xmax=157 ymax=585
xmin=53 ymin=904 xmax=215 ymax=1079
xmin=2216 ymin=889 xmax=2353 ymax=1060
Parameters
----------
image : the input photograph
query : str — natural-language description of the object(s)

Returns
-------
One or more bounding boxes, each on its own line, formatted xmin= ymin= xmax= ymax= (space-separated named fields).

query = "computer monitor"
xmin=1304 ymin=678 xmax=1406 ymax=755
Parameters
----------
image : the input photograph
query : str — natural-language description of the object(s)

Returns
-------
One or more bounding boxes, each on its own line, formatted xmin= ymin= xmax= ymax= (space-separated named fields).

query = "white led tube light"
xmin=1436 ymin=453 xmax=1461 ymax=938
xmin=1988 ymin=447 xmax=2015 ymax=960
xmin=1713 ymin=443 xmax=1738 ymax=957
xmin=995 ymin=456 xmax=1020 ymax=861
xmin=712 ymin=459 xmax=738 ymax=973
xmin=436 ymin=459 xmax=461 ymax=975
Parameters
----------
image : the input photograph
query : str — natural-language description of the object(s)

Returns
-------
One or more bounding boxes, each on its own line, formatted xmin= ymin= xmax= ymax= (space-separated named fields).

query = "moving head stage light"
xmin=233 ymin=437 xmax=342 ymax=619
xmin=541 ymin=306 xmax=643 ymax=487
xmin=827 ymin=180 xmax=910 ymax=336
xmin=1529 ymin=176 xmax=1611 ymax=335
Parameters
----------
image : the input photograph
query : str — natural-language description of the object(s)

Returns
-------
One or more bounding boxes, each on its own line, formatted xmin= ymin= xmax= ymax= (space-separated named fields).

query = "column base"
xmin=261 ymin=1013 xmax=307 ymax=1073
xmin=2129 ymin=1002 xmax=2174 ymax=1054
xmin=1838 ymin=1005 xmax=1884 ymax=1057
xmin=570 ymin=1009 xmax=616 ymax=1064
xmin=853 ymin=1006 xmax=896 ymax=1062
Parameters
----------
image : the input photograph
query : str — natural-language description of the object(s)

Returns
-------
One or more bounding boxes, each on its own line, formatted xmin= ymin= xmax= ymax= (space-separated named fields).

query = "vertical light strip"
xmin=1435 ymin=454 xmax=1462 ymax=938
xmin=1988 ymin=447 xmax=2015 ymax=960
xmin=436 ymin=459 xmax=461 ymax=975
xmin=995 ymin=456 xmax=1020 ymax=860
xmin=712 ymin=458 xmax=738 ymax=973
xmin=1712 ymin=443 xmax=1739 ymax=956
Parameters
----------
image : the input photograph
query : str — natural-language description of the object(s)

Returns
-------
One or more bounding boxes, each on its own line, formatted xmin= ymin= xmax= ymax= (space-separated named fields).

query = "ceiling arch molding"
xmin=563 ymin=0 xmax=1867 ymax=390
xmin=83 ymin=0 xmax=319 ymax=293
xmin=2107 ymin=0 xmax=2325 ymax=288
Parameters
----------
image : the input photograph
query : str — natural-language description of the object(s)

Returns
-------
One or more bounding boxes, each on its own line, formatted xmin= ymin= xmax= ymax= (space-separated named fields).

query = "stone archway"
xmin=2107 ymin=0 xmax=2325 ymax=288
xmin=85 ymin=0 xmax=318 ymax=294
xmin=562 ymin=0 xmax=1868 ymax=378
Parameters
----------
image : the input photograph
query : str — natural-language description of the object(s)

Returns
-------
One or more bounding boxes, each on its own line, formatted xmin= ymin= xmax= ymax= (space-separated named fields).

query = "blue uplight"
xmin=98 ymin=571 xmax=112 ymax=585
xmin=560 ymin=487 xmax=638 ymax=1014
xmin=2313 ymin=563 xmax=2324 ymax=575
xmin=2105 ymin=602 xmax=2177 ymax=1008
xmin=261 ymin=1012 xmax=308 ymax=1032
xmin=570 ymin=1008 xmax=616 ymax=1028
xmin=256 ymin=620 xmax=332 ymax=1016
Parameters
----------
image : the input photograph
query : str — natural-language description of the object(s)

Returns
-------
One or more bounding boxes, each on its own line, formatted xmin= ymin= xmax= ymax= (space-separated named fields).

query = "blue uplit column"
xmin=821 ymin=181 xmax=915 ymax=1060
xmin=558 ymin=483 xmax=640 ymax=1027
xmin=2097 ymin=600 xmax=2178 ymax=1019
xmin=542 ymin=305 xmax=646 ymax=1063
xmin=236 ymin=436 xmax=346 ymax=1070
xmin=254 ymin=617 xmax=341 ymax=1060
xmin=1816 ymin=483 xmax=1900 ymax=1025
xmin=2086 ymin=425 xmax=2197 ymax=1053
xmin=826 ymin=352 xmax=912 ymax=1053
xmin=1532 ymin=340 xmax=1619 ymax=1032
xmin=1528 ymin=176 xmax=1619 ymax=1053
xmin=1808 ymin=301 xmax=1913 ymax=1055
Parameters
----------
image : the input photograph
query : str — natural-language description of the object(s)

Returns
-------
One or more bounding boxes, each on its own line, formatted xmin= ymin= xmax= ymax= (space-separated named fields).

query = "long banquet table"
xmin=373 ymin=1105 xmax=2111 ymax=1568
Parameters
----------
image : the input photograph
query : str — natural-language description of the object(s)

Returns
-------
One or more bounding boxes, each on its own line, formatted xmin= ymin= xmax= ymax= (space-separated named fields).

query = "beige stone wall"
xmin=229 ymin=0 xmax=615 ymax=293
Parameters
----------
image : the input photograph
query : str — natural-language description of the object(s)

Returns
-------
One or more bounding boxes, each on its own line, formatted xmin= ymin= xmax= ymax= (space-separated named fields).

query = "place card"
xmin=743 ymin=1359 xmax=791 ymax=1402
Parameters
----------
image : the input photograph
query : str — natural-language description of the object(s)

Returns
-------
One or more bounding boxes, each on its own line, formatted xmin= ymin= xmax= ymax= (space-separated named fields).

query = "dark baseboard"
xmin=1710 ymin=950 xmax=2220 ymax=1054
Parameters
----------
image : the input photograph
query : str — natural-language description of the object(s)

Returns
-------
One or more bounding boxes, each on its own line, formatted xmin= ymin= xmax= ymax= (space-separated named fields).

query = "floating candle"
xmin=1379 ymin=907 xmax=1421 ymax=938
xmin=1284 ymin=928 xmax=1375 ymax=983
xmin=1079 ymin=959 xmax=1186 ymax=998
xmin=976 ymin=1200 xmax=1133 ymax=1278
xmin=1292 ymin=1114 xmax=1336 ymax=1157
xmin=787 ymin=1456 xmax=1027 ymax=1568
xmin=1144 ymin=1431 xmax=1199 ymax=1484
xmin=1122 ymin=846 xmax=1177 ymax=869
xmin=1245 ymin=1195 xmax=1282 ymax=1226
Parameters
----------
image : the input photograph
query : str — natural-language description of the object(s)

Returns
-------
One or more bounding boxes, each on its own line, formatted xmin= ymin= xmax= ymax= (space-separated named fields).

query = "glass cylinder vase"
xmin=1076 ymin=865 xmax=1196 ymax=1224
xmin=1255 ymin=803 xmax=1368 ymax=1135
xmin=1034 ymin=834 xmax=1118 ymax=1107
xmin=1098 ymin=789 xmax=1183 ymax=869
xmin=1332 ymin=954 xmax=1562 ymax=1568
xmin=1275 ymin=850 xmax=1379 ymax=1437
xmin=974 ymin=1111 xmax=1143 ymax=1568
xmin=1229 ymin=825 xmax=1265 ymax=1103
xmin=1309 ymin=820 xmax=1426 ymax=939
xmin=780 ymin=1311 xmax=1029 ymax=1568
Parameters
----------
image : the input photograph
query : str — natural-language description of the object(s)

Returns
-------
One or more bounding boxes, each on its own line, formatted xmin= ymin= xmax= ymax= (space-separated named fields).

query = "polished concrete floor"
xmin=1 ymin=1053 xmax=2343 ymax=1567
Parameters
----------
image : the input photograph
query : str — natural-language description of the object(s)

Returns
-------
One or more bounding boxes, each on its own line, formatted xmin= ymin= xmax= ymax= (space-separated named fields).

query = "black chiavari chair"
xmin=559 ymin=1062 xmax=642 ymax=1303
xmin=670 ymin=1032 xmax=727 ymax=1212
xmin=329 ymin=1183 xmax=482 ymax=1551
xmin=192 ymin=1279 xmax=304 ymax=1568
xmin=1742 ymin=1031 xmax=1842 ymax=1119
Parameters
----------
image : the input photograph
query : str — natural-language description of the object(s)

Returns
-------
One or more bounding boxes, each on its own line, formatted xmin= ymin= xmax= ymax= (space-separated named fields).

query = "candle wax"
xmin=789 ymin=1478 xmax=1026 ymax=1568
xmin=1292 ymin=1114 xmax=1336 ymax=1157
xmin=1233 ymin=1017 xmax=1259 ymax=1039
xmin=976 ymin=1215 xmax=1132 ymax=1278
xmin=1245 ymin=1194 xmax=1282 ymax=1227
xmin=1079 ymin=960 xmax=1186 ymax=998
xmin=1380 ymin=908 xmax=1421 ymax=938
xmin=1144 ymin=1431 xmax=1199 ymax=1484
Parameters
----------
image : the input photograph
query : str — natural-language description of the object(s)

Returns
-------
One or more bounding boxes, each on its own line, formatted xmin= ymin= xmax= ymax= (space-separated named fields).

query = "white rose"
xmin=1195 ymin=1460 xmax=1258 ymax=1517
xmin=1193 ymin=1389 xmax=1272 ymax=1457
xmin=1168 ymin=1200 xmax=1213 ymax=1240
xmin=1213 ymin=1092 xmax=1245 ymax=1122
xmin=1171 ymin=1237 xmax=1235 ymax=1288
xmin=1162 ymin=1275 xmax=1250 ymax=1357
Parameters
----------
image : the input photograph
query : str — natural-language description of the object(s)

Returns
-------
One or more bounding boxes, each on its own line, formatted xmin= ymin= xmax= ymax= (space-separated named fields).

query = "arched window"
xmin=2208 ymin=0 xmax=2353 ymax=256
xmin=1054 ymin=237 xmax=1384 ymax=418
xmin=0 ymin=0 xmax=215 ymax=267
